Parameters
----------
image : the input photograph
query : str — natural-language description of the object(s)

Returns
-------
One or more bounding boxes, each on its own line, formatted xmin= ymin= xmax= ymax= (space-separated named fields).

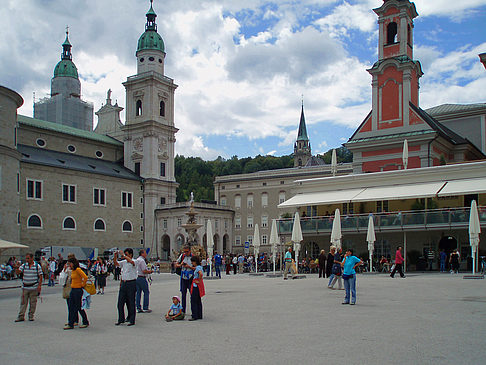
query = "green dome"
xmin=54 ymin=59 xmax=79 ymax=79
xmin=137 ymin=30 xmax=165 ymax=53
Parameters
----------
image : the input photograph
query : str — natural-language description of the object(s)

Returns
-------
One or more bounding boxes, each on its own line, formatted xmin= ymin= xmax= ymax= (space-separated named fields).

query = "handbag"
xmin=84 ymin=279 xmax=96 ymax=295
xmin=332 ymin=264 xmax=341 ymax=275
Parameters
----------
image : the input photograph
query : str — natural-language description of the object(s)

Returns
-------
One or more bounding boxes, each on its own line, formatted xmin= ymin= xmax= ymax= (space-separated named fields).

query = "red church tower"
xmin=346 ymin=0 xmax=483 ymax=173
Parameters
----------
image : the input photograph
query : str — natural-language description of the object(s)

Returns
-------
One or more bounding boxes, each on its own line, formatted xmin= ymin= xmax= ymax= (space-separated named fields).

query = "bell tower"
xmin=368 ymin=0 xmax=422 ymax=131
xmin=122 ymin=0 xmax=178 ymax=252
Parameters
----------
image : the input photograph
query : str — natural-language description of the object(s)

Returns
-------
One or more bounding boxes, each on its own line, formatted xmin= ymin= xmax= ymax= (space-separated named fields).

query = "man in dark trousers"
xmin=114 ymin=248 xmax=138 ymax=326
xmin=175 ymin=245 xmax=194 ymax=314
xmin=318 ymin=250 xmax=327 ymax=278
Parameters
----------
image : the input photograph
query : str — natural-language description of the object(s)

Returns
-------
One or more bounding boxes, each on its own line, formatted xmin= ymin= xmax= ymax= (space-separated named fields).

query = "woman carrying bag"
xmin=64 ymin=257 xmax=89 ymax=330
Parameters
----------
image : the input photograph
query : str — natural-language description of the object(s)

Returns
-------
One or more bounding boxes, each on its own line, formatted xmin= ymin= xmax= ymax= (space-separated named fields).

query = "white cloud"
xmin=2 ymin=0 xmax=485 ymax=160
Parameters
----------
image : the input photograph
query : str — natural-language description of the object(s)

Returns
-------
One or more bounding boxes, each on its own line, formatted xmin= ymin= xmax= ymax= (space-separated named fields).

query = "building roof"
xmin=425 ymin=103 xmax=486 ymax=116
xmin=18 ymin=115 xmax=123 ymax=146
xmin=304 ymin=156 xmax=325 ymax=166
xmin=18 ymin=144 xmax=141 ymax=181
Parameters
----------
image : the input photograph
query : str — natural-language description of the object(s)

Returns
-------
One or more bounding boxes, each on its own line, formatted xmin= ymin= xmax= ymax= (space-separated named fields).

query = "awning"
xmin=278 ymin=188 xmax=365 ymax=208
xmin=438 ymin=177 xmax=486 ymax=197
xmin=352 ymin=181 xmax=447 ymax=202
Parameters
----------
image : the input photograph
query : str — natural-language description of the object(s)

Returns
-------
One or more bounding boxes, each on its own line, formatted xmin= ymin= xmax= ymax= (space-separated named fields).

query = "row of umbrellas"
xmin=206 ymin=198 xmax=481 ymax=275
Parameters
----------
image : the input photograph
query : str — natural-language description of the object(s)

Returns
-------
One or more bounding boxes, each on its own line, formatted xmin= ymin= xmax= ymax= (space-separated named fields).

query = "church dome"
xmin=54 ymin=59 xmax=79 ymax=79
xmin=53 ymin=30 xmax=79 ymax=79
xmin=136 ymin=1 xmax=165 ymax=53
xmin=137 ymin=30 xmax=165 ymax=53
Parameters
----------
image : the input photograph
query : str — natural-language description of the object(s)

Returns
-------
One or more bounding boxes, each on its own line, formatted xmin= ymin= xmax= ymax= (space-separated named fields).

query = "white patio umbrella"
xmin=206 ymin=219 xmax=214 ymax=276
xmin=0 ymin=239 xmax=28 ymax=255
xmin=366 ymin=214 xmax=376 ymax=272
xmin=331 ymin=148 xmax=337 ymax=176
xmin=291 ymin=212 xmax=303 ymax=274
xmin=331 ymin=208 xmax=342 ymax=250
xmin=269 ymin=219 xmax=279 ymax=274
xmin=253 ymin=224 xmax=261 ymax=273
xmin=469 ymin=200 xmax=481 ymax=275
xmin=402 ymin=139 xmax=408 ymax=169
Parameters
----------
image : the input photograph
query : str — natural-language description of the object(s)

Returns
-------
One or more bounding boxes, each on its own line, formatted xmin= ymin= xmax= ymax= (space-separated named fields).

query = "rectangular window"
xmin=93 ymin=188 xmax=106 ymax=206
xmin=235 ymin=235 xmax=241 ymax=246
xmin=247 ymin=194 xmax=253 ymax=208
xmin=261 ymin=193 xmax=268 ymax=207
xmin=134 ymin=162 xmax=141 ymax=176
xmin=247 ymin=216 xmax=253 ymax=228
xmin=220 ymin=197 xmax=227 ymax=206
xmin=160 ymin=162 xmax=166 ymax=177
xmin=26 ymin=179 xmax=42 ymax=200
xmin=377 ymin=201 xmax=388 ymax=213
xmin=122 ymin=191 xmax=133 ymax=208
xmin=247 ymin=235 xmax=253 ymax=245
xmin=62 ymin=184 xmax=76 ymax=203
xmin=177 ymin=218 xmax=182 ymax=227
xmin=262 ymin=235 xmax=267 ymax=245
xmin=235 ymin=195 xmax=241 ymax=208
xmin=160 ymin=197 xmax=166 ymax=205
xmin=261 ymin=215 xmax=268 ymax=228
xmin=224 ymin=219 xmax=228 ymax=229
xmin=163 ymin=219 xmax=168 ymax=229
xmin=17 ymin=173 xmax=20 ymax=193
xmin=279 ymin=192 xmax=286 ymax=204
xmin=235 ymin=217 xmax=241 ymax=229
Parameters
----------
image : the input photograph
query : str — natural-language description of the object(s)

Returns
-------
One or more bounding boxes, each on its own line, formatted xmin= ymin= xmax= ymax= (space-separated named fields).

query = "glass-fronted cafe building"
xmin=277 ymin=160 xmax=486 ymax=270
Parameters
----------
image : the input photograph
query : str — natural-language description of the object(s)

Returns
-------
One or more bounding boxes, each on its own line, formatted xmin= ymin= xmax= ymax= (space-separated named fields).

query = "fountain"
xmin=180 ymin=192 xmax=206 ymax=258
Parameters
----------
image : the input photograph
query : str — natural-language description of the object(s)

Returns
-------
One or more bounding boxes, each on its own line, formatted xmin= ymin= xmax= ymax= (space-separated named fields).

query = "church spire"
xmin=296 ymin=101 xmax=309 ymax=142
xmin=61 ymin=26 xmax=72 ymax=61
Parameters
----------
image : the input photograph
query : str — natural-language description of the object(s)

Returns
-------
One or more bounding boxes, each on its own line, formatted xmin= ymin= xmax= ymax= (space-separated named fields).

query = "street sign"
xmin=244 ymin=241 xmax=250 ymax=249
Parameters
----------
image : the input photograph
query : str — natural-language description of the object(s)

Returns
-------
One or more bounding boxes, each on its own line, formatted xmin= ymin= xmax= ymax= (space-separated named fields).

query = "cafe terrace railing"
xmin=277 ymin=206 xmax=486 ymax=235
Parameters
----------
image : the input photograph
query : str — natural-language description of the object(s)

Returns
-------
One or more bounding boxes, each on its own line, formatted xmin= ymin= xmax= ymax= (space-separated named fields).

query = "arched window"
xmin=27 ymin=214 xmax=42 ymax=228
xmin=63 ymin=216 xmax=76 ymax=230
xmin=387 ymin=22 xmax=398 ymax=44
xmin=94 ymin=218 xmax=106 ymax=231
xmin=160 ymin=100 xmax=165 ymax=117
xmin=122 ymin=220 xmax=133 ymax=232
xmin=136 ymin=100 xmax=142 ymax=116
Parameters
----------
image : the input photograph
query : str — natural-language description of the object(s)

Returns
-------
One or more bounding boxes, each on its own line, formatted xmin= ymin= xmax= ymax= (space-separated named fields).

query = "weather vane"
xmin=66 ymin=25 xmax=69 ymax=35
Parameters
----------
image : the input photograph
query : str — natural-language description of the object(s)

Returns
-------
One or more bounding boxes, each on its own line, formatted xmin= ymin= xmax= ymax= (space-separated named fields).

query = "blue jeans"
xmin=440 ymin=260 xmax=446 ymax=272
xmin=215 ymin=264 xmax=221 ymax=278
xmin=328 ymin=274 xmax=334 ymax=286
xmin=343 ymin=275 xmax=357 ymax=304
xmin=48 ymin=272 xmax=55 ymax=286
xmin=136 ymin=277 xmax=150 ymax=311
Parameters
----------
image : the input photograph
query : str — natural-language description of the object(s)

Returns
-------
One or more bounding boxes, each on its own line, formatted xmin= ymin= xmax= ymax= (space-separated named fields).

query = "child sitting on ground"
xmin=165 ymin=296 xmax=185 ymax=321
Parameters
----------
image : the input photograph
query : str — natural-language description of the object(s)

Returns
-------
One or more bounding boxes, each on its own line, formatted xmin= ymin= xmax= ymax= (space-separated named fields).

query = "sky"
xmin=1 ymin=0 xmax=485 ymax=160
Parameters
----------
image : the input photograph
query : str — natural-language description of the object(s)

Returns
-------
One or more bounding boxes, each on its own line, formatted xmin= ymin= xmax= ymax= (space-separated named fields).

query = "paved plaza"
xmin=0 ymin=273 xmax=485 ymax=365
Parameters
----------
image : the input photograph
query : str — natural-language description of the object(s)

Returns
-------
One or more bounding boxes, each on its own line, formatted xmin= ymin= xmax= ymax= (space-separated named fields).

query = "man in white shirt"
xmin=136 ymin=249 xmax=153 ymax=313
xmin=48 ymin=258 xmax=57 ymax=286
xmin=114 ymin=248 xmax=137 ymax=326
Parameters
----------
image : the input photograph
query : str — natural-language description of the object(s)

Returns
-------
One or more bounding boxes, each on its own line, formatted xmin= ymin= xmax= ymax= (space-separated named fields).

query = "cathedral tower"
xmin=122 ymin=0 xmax=178 ymax=253
xmin=34 ymin=29 xmax=93 ymax=131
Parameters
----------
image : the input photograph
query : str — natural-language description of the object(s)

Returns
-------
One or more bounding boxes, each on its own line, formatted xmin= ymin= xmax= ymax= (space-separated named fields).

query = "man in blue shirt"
xmin=214 ymin=252 xmax=222 ymax=278
xmin=340 ymin=249 xmax=363 ymax=305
